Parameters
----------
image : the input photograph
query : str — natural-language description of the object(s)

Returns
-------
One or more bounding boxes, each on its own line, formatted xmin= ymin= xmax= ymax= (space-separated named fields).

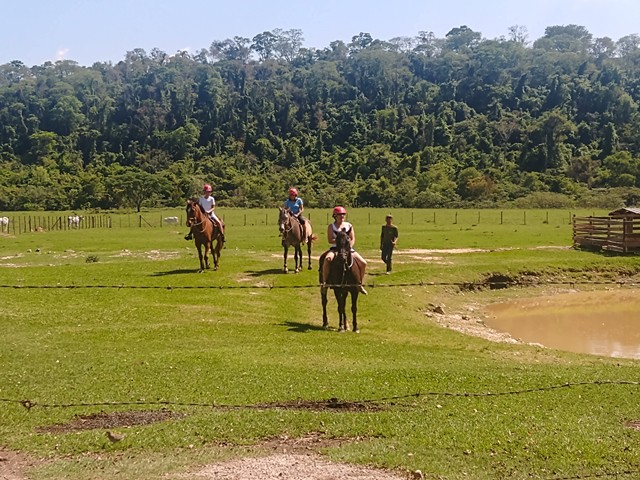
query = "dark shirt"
xmin=380 ymin=224 xmax=398 ymax=245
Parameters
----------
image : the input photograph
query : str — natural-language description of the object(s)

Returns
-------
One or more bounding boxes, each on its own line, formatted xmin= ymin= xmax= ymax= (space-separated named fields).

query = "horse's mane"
xmin=187 ymin=198 xmax=206 ymax=216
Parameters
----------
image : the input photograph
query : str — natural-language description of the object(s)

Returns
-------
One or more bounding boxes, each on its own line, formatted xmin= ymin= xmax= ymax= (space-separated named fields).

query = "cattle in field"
xmin=0 ymin=216 xmax=8 ymax=232
xmin=163 ymin=216 xmax=179 ymax=225
xmin=68 ymin=215 xmax=83 ymax=228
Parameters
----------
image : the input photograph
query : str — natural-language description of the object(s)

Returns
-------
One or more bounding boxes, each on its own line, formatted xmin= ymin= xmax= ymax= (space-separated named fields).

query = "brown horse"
xmin=278 ymin=207 xmax=315 ymax=273
xmin=319 ymin=229 xmax=362 ymax=333
xmin=186 ymin=199 xmax=224 ymax=272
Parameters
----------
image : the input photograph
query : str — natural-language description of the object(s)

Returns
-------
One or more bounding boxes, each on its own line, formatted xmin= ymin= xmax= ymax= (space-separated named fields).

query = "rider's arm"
xmin=349 ymin=227 xmax=356 ymax=247
xmin=327 ymin=224 xmax=336 ymax=244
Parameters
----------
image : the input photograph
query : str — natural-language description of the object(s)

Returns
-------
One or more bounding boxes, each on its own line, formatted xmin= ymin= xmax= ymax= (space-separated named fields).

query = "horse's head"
xmin=334 ymin=229 xmax=352 ymax=263
xmin=186 ymin=199 xmax=200 ymax=227
xmin=278 ymin=207 xmax=290 ymax=235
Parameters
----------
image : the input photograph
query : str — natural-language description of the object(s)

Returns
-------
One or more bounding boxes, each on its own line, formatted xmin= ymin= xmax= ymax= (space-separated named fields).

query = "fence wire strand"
xmin=2 ymin=381 xmax=639 ymax=480
xmin=1 ymin=380 xmax=637 ymax=411
xmin=0 ymin=280 xmax=638 ymax=290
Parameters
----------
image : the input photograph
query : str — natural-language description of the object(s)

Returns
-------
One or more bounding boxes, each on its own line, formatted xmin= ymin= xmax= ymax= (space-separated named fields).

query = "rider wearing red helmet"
xmin=185 ymin=183 xmax=225 ymax=240
xmin=321 ymin=206 xmax=368 ymax=294
xmin=283 ymin=187 xmax=308 ymax=241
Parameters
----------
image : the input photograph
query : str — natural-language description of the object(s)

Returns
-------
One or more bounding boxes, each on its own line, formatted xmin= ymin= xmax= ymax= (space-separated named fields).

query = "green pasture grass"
xmin=1 ymin=209 xmax=639 ymax=480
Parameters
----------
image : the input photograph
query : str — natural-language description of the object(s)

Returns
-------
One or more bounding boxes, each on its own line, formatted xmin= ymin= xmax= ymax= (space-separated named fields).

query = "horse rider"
xmin=283 ymin=187 xmax=307 ymax=242
xmin=321 ymin=206 xmax=368 ymax=294
xmin=185 ymin=183 xmax=225 ymax=240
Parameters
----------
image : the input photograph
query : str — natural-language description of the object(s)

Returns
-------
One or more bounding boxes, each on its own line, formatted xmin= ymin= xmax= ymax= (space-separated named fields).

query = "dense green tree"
xmin=2 ymin=25 xmax=640 ymax=211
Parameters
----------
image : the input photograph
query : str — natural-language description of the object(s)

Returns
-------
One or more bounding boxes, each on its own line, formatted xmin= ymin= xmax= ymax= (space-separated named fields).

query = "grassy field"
xmin=1 ymin=208 xmax=640 ymax=480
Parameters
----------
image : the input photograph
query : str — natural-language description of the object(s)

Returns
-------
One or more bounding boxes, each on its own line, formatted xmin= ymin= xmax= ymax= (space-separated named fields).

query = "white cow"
xmin=68 ymin=215 xmax=83 ymax=228
xmin=163 ymin=216 xmax=179 ymax=225
xmin=0 ymin=216 xmax=8 ymax=232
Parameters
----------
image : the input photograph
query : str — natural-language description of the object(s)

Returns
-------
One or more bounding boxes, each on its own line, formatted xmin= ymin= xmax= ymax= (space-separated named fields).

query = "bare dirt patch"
xmin=0 ymin=448 xmax=38 ymax=480
xmin=423 ymin=302 xmax=520 ymax=345
xmin=253 ymin=398 xmax=383 ymax=412
xmin=36 ymin=409 xmax=184 ymax=433
xmin=625 ymin=420 xmax=640 ymax=430
xmin=187 ymin=434 xmax=408 ymax=480
xmin=189 ymin=452 xmax=409 ymax=480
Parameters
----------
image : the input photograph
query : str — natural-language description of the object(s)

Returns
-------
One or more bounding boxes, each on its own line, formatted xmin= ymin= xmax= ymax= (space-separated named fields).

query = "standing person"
xmin=380 ymin=214 xmax=399 ymax=274
xmin=321 ymin=206 xmax=368 ymax=294
xmin=185 ymin=184 xmax=224 ymax=240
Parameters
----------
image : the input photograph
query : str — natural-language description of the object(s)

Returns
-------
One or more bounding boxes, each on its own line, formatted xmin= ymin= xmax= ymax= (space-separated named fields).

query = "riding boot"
xmin=359 ymin=266 xmax=368 ymax=294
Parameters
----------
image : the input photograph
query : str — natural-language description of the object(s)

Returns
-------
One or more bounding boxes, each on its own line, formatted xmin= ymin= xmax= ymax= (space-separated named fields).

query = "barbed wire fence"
xmin=2 ymin=382 xmax=640 ymax=479
xmin=0 ymin=278 xmax=639 ymax=290
xmin=1 ymin=380 xmax=638 ymax=411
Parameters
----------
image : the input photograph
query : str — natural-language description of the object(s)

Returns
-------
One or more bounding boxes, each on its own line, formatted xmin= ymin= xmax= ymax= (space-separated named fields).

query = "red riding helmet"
xmin=203 ymin=184 xmax=213 ymax=192
xmin=333 ymin=206 xmax=347 ymax=216
xmin=288 ymin=187 xmax=298 ymax=197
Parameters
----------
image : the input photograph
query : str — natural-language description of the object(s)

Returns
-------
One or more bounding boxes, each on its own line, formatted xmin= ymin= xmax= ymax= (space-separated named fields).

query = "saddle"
xmin=291 ymin=215 xmax=306 ymax=244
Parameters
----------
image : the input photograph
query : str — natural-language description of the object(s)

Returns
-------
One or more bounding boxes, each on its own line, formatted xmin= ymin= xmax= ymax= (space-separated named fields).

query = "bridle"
xmin=186 ymin=203 xmax=206 ymax=231
xmin=335 ymin=231 xmax=353 ymax=283
xmin=279 ymin=209 xmax=293 ymax=239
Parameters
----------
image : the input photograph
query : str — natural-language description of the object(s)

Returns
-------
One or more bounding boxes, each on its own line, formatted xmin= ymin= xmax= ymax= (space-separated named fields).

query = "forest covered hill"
xmin=2 ymin=25 xmax=640 ymax=211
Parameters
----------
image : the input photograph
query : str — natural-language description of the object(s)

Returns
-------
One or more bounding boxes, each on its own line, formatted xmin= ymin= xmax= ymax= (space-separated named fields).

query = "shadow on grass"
xmin=281 ymin=320 xmax=327 ymax=333
xmin=246 ymin=268 xmax=287 ymax=277
xmin=150 ymin=269 xmax=199 ymax=276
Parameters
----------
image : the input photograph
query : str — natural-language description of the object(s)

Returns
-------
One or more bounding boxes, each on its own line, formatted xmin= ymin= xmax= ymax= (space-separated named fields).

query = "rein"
xmin=187 ymin=205 xmax=207 ymax=232
xmin=280 ymin=211 xmax=294 ymax=240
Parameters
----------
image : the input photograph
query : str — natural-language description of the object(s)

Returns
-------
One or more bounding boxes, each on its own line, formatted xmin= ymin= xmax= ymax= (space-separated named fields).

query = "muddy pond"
xmin=485 ymin=289 xmax=640 ymax=359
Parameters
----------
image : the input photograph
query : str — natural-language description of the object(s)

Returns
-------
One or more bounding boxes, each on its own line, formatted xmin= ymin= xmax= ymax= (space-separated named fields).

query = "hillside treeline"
xmin=2 ymin=25 xmax=640 ymax=211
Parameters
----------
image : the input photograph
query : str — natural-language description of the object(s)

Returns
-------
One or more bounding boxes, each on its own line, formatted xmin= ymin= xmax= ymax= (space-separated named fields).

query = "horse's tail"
xmin=309 ymin=234 xmax=318 ymax=243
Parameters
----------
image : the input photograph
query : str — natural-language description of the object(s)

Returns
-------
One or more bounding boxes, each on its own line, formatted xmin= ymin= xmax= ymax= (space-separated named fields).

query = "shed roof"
xmin=608 ymin=207 xmax=640 ymax=216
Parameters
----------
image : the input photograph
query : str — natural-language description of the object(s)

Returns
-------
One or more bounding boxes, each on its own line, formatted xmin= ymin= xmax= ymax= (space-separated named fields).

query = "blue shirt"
xmin=284 ymin=198 xmax=303 ymax=215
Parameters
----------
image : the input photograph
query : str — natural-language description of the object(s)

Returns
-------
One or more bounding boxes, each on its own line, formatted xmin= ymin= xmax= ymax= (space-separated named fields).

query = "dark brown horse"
xmin=186 ymin=199 xmax=224 ymax=272
xmin=278 ymin=207 xmax=315 ymax=273
xmin=319 ymin=229 xmax=362 ymax=333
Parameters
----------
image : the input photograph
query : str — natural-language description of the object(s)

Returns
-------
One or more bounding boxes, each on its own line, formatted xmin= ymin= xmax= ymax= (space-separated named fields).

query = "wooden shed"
xmin=573 ymin=208 xmax=640 ymax=253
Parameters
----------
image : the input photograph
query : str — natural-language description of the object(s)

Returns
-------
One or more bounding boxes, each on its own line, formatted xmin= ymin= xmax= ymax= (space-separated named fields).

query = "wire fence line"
xmin=0 ymin=279 xmax=638 ymax=291
xmin=1 ymin=380 xmax=638 ymax=412
xmin=3 ymin=382 xmax=639 ymax=480
xmin=0 ymin=209 xmax=606 ymax=235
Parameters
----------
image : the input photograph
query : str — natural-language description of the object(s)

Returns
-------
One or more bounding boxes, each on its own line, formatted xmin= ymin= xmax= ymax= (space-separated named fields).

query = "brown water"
xmin=485 ymin=289 xmax=640 ymax=359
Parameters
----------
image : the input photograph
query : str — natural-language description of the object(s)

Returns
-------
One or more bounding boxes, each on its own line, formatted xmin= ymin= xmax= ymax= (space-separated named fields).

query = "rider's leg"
xmin=322 ymin=251 xmax=335 ymax=286
xmin=352 ymin=252 xmax=368 ymax=295
xmin=212 ymin=213 xmax=224 ymax=235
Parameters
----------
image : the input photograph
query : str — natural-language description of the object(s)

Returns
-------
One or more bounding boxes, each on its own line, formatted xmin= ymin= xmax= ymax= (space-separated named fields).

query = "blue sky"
xmin=2 ymin=0 xmax=639 ymax=67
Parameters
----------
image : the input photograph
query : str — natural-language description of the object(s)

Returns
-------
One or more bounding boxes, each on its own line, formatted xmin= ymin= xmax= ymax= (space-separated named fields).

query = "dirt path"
xmin=189 ymin=453 xmax=409 ymax=480
xmin=0 ymin=448 xmax=35 ymax=480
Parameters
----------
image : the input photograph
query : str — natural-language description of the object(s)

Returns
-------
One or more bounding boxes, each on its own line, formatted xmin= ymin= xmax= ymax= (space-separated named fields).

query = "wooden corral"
xmin=573 ymin=207 xmax=640 ymax=253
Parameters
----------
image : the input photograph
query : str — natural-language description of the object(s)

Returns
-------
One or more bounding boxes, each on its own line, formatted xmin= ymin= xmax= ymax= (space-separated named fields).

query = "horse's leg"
xmin=282 ymin=242 xmax=289 ymax=273
xmin=204 ymin=241 xmax=210 ymax=269
xmin=294 ymin=244 xmax=302 ymax=273
xmin=351 ymin=290 xmax=360 ymax=333
xmin=196 ymin=242 xmax=205 ymax=273
xmin=213 ymin=238 xmax=220 ymax=270
xmin=321 ymin=285 xmax=329 ymax=330
xmin=307 ymin=237 xmax=313 ymax=270
xmin=336 ymin=289 xmax=347 ymax=332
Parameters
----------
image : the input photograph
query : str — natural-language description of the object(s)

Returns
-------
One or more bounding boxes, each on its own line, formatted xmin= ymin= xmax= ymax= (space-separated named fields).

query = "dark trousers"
xmin=381 ymin=243 xmax=394 ymax=272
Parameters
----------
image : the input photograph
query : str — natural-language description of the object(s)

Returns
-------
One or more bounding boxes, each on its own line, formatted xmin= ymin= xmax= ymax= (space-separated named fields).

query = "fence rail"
xmin=573 ymin=216 xmax=640 ymax=253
